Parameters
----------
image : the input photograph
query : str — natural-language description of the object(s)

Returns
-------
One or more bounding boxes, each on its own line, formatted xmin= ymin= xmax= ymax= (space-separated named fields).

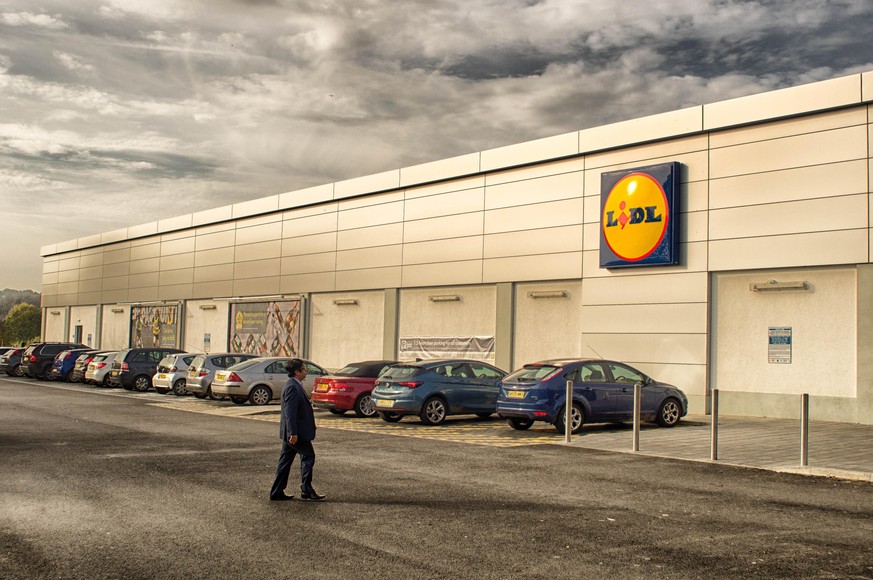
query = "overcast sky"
xmin=1 ymin=0 xmax=872 ymax=291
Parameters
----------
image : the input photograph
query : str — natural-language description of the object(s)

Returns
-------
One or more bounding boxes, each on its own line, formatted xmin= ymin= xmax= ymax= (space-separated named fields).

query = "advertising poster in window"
xmin=229 ymin=300 xmax=301 ymax=357
xmin=398 ymin=336 xmax=495 ymax=361
xmin=130 ymin=305 xmax=179 ymax=348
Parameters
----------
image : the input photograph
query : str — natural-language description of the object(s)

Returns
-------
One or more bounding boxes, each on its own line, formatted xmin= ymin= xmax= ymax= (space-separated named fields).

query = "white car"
xmin=211 ymin=357 xmax=327 ymax=405
xmin=84 ymin=352 xmax=119 ymax=387
xmin=152 ymin=353 xmax=196 ymax=396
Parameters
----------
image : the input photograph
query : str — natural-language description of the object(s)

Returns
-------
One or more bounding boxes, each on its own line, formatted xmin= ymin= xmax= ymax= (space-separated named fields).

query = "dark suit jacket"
xmin=279 ymin=377 xmax=316 ymax=442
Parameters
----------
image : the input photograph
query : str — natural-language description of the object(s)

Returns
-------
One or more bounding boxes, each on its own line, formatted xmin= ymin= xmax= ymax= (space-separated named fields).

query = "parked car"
xmin=211 ymin=357 xmax=328 ymax=405
xmin=22 ymin=342 xmax=88 ymax=380
xmin=0 ymin=347 xmax=26 ymax=376
xmin=152 ymin=353 xmax=196 ymax=395
xmin=311 ymin=360 xmax=397 ymax=418
xmin=371 ymin=359 xmax=507 ymax=425
xmin=496 ymin=358 xmax=688 ymax=434
xmin=186 ymin=353 xmax=261 ymax=400
xmin=84 ymin=352 xmax=119 ymax=387
xmin=49 ymin=348 xmax=96 ymax=381
xmin=69 ymin=351 xmax=103 ymax=383
xmin=108 ymin=348 xmax=186 ymax=391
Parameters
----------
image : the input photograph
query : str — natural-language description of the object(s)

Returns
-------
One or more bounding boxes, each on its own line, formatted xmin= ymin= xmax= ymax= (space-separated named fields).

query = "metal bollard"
xmin=710 ymin=388 xmax=719 ymax=461
xmin=800 ymin=393 xmax=809 ymax=466
xmin=632 ymin=382 xmax=641 ymax=451
xmin=564 ymin=380 xmax=572 ymax=444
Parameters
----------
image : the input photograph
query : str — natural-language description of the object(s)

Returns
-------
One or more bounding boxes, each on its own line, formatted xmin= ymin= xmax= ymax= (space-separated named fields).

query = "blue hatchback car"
xmin=497 ymin=358 xmax=688 ymax=434
xmin=372 ymin=359 xmax=507 ymax=425
xmin=50 ymin=348 xmax=95 ymax=381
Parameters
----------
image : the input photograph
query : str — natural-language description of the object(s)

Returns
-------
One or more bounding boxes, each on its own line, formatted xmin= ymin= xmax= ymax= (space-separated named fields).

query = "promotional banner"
xmin=398 ymin=336 xmax=496 ymax=361
xmin=229 ymin=300 xmax=301 ymax=357
xmin=130 ymin=305 xmax=179 ymax=349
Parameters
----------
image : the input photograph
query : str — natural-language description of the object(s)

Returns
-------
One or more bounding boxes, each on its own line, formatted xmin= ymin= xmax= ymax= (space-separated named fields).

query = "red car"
xmin=311 ymin=360 xmax=397 ymax=418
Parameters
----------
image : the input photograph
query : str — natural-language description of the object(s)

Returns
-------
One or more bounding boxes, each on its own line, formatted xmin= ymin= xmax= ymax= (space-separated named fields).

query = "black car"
xmin=108 ymin=348 xmax=186 ymax=391
xmin=0 ymin=347 xmax=26 ymax=376
xmin=22 ymin=342 xmax=88 ymax=380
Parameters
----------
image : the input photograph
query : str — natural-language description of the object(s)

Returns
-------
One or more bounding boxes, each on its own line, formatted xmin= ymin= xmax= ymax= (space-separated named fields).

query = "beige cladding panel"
xmin=710 ymin=160 xmax=868 ymax=210
xmin=158 ymin=284 xmax=193 ymax=301
xmin=583 ymin=302 xmax=708 ymax=334
xmin=129 ymin=272 xmax=160 ymax=288
xmin=710 ymin=125 xmax=867 ymax=179
xmin=403 ymin=213 xmax=485 ymax=244
xmin=281 ymin=252 xmax=336 ymax=275
xmin=584 ymin=135 xmax=708 ymax=173
xmin=195 ymin=229 xmax=236 ymax=251
xmin=483 ymin=252 xmax=582 ymax=283
xmin=483 ymin=225 xmax=583 ymax=259
xmin=403 ymin=237 xmax=483 ymax=265
xmin=78 ymin=292 xmax=101 ymax=306
xmin=233 ymin=277 xmax=280 ymax=297
xmin=79 ymin=265 xmax=104 ymax=280
xmin=336 ymin=223 xmax=402 ymax=251
xmin=404 ymin=175 xmax=485 ymax=200
xmin=79 ymin=253 xmax=104 ymax=268
xmin=484 ymin=198 xmax=583 ymax=235
xmin=280 ymin=272 xmax=336 ymax=294
xmin=514 ymin=281 xmax=583 ymax=363
xmin=104 ymin=247 xmax=131 ymax=265
xmin=234 ymin=258 xmax=280 ymax=280
xmin=337 ymin=200 xmax=404 ymax=231
xmin=102 ymin=276 xmax=129 ymax=291
xmin=161 ymin=237 xmax=195 ymax=256
xmin=709 ymin=229 xmax=868 ymax=271
xmin=43 ymin=272 xmax=59 ymax=285
xmin=192 ymin=280 xmax=234 ymax=299
xmin=102 ymin=262 xmax=129 ymax=278
xmin=160 ymin=253 xmax=195 ymax=271
xmin=59 ymin=256 xmax=81 ymax=271
xmin=403 ymin=188 xmax=485 ymax=221
xmin=236 ymin=221 xmax=282 ymax=246
xmin=129 ymin=257 xmax=159 ymax=275
xmin=235 ymin=240 xmax=281 ymax=262
xmin=160 ymin=269 xmax=194 ymax=286
xmin=130 ymin=243 xmax=160 ymax=261
xmin=101 ymin=289 xmax=129 ymax=304
xmin=43 ymin=260 xmax=59 ymax=274
xmin=309 ymin=291 xmax=386 ymax=368
xmin=480 ymin=131 xmax=578 ymax=172
xmin=236 ymin=212 xmax=282 ymax=230
xmin=194 ymin=264 xmax=232 ymax=283
xmin=401 ymin=260 xmax=484 ymax=287
xmin=582 ymin=241 xmax=708 ymax=279
xmin=710 ymin=195 xmax=868 ymax=240
xmin=58 ymin=269 xmax=80 ymax=283
xmin=399 ymin=285 xmax=496 ymax=337
xmin=336 ymin=266 xmax=401 ymax=291
xmin=710 ymin=107 xmax=866 ymax=149
xmin=194 ymin=247 xmax=235 ymax=268
xmin=56 ymin=281 xmax=78 ymax=295
xmin=283 ymin=211 xmax=338 ymax=238
xmin=582 ymin=272 xmax=708 ymax=305
xmin=77 ymin=279 xmax=102 ymax=293
xmin=129 ymin=286 xmax=159 ymax=302
xmin=336 ymin=245 xmax=402 ymax=271
xmin=281 ymin=232 xmax=337 ymax=256
xmin=485 ymin=157 xmax=584 ymax=187
xmin=42 ymin=284 xmax=58 ymax=297
xmin=484 ymin=171 xmax=583 ymax=211
xmin=399 ymin=153 xmax=481 ymax=187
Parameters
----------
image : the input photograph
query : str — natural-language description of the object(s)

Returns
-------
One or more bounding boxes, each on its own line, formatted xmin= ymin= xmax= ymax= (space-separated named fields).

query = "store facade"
xmin=40 ymin=71 xmax=873 ymax=424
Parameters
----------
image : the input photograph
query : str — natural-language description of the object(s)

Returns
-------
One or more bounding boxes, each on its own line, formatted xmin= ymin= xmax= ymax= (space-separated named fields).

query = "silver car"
xmin=211 ymin=357 xmax=327 ymax=405
xmin=84 ymin=351 xmax=119 ymax=387
xmin=186 ymin=353 xmax=260 ymax=400
xmin=153 ymin=353 xmax=196 ymax=396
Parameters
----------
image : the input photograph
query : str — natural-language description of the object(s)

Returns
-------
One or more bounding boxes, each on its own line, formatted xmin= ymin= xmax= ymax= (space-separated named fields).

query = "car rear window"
xmin=379 ymin=365 xmax=422 ymax=380
xmin=92 ymin=354 xmax=109 ymax=362
xmin=227 ymin=358 xmax=260 ymax=372
xmin=504 ymin=365 xmax=562 ymax=382
xmin=335 ymin=362 xmax=390 ymax=377
xmin=190 ymin=355 xmax=206 ymax=369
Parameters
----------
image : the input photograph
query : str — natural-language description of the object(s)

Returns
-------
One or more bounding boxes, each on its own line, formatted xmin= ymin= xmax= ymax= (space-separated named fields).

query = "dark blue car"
xmin=497 ymin=358 xmax=688 ymax=434
xmin=372 ymin=359 xmax=507 ymax=425
xmin=50 ymin=348 xmax=95 ymax=381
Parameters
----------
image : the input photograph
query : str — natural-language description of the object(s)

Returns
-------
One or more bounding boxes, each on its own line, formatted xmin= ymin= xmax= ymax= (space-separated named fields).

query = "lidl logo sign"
xmin=600 ymin=162 xmax=680 ymax=268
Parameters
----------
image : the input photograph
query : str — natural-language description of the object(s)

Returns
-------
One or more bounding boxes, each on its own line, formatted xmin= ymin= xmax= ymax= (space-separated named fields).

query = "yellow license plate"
xmin=159 ymin=374 xmax=167 ymax=379
xmin=375 ymin=399 xmax=395 ymax=408
xmin=507 ymin=390 xmax=526 ymax=399
xmin=215 ymin=372 xmax=225 ymax=381
xmin=315 ymin=384 xmax=329 ymax=392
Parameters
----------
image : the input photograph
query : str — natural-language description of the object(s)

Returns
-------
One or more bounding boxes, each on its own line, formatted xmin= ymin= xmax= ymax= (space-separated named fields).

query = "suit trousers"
xmin=269 ymin=438 xmax=316 ymax=498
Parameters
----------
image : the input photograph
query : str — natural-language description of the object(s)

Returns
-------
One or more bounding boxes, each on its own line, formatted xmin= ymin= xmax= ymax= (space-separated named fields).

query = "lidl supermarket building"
xmin=40 ymin=72 xmax=873 ymax=425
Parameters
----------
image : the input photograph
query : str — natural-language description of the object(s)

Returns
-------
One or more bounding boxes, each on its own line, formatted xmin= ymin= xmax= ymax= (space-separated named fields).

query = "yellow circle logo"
xmin=602 ymin=172 xmax=669 ymax=261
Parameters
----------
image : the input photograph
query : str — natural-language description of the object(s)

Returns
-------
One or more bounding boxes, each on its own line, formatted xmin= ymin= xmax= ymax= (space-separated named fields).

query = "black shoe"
xmin=300 ymin=491 xmax=325 ymax=501
xmin=269 ymin=494 xmax=294 ymax=501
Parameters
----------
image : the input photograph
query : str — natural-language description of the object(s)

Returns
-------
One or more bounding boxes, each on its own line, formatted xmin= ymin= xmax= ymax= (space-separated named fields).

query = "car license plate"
xmin=215 ymin=372 xmax=225 ymax=381
xmin=375 ymin=399 xmax=394 ymax=408
xmin=315 ymin=384 xmax=329 ymax=392
xmin=507 ymin=390 xmax=526 ymax=399
xmin=159 ymin=373 xmax=167 ymax=379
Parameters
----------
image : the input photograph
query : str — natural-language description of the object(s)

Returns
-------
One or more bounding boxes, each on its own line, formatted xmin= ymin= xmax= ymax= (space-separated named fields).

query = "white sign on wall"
xmin=768 ymin=327 xmax=792 ymax=364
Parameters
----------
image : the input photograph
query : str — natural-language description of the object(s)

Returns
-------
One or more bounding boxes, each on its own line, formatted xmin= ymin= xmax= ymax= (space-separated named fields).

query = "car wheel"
xmin=656 ymin=397 xmax=682 ymax=427
xmin=420 ymin=397 xmax=448 ymax=426
xmin=172 ymin=379 xmax=188 ymax=396
xmin=249 ymin=386 xmax=271 ymax=406
xmin=194 ymin=393 xmax=207 ymax=399
xmin=354 ymin=393 xmax=377 ymax=418
xmin=553 ymin=402 xmax=585 ymax=435
xmin=329 ymin=409 xmax=346 ymax=415
xmin=155 ymin=387 xmax=169 ymax=394
xmin=378 ymin=412 xmax=403 ymax=423
xmin=133 ymin=375 xmax=151 ymax=392
xmin=101 ymin=375 xmax=110 ymax=388
xmin=476 ymin=412 xmax=492 ymax=419
xmin=70 ymin=374 xmax=80 ymax=383
xmin=508 ymin=418 xmax=534 ymax=430
xmin=207 ymin=386 xmax=224 ymax=401
xmin=10 ymin=365 xmax=21 ymax=377
xmin=39 ymin=365 xmax=52 ymax=380
xmin=231 ymin=396 xmax=248 ymax=405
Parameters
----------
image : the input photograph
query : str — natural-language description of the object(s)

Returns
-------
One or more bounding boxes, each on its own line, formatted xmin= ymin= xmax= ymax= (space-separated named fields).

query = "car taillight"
xmin=29 ymin=355 xmax=37 ymax=363
xmin=95 ymin=363 xmax=106 ymax=369
xmin=121 ymin=362 xmax=129 ymax=371
xmin=330 ymin=382 xmax=349 ymax=392
xmin=398 ymin=381 xmax=421 ymax=388
xmin=199 ymin=370 xmax=209 ymax=376
xmin=226 ymin=372 xmax=242 ymax=382
xmin=12 ymin=349 xmax=20 ymax=355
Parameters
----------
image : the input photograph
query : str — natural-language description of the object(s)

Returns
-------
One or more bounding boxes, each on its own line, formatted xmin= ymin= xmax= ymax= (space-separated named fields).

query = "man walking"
xmin=269 ymin=358 xmax=325 ymax=501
